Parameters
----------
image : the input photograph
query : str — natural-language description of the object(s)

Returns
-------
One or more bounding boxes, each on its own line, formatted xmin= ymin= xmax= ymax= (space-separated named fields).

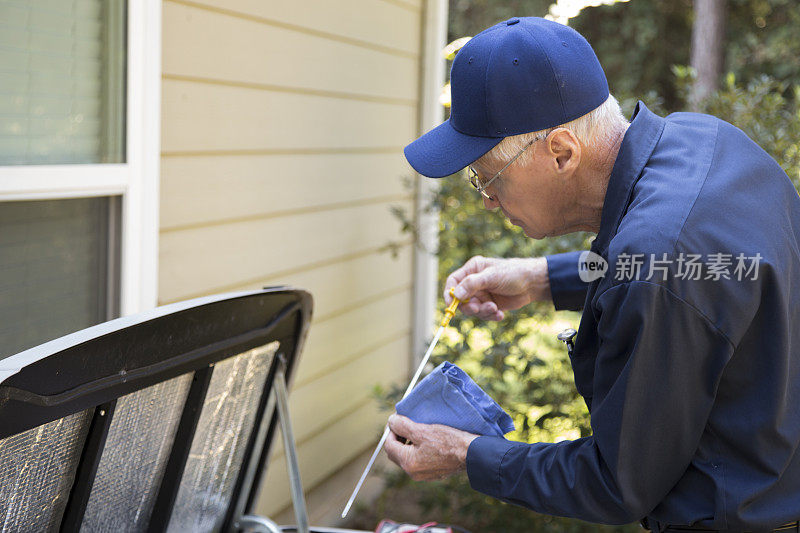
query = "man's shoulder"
xmin=608 ymin=112 xmax=722 ymax=259
xmin=615 ymin=108 xmax=792 ymax=257
xmin=664 ymin=109 xmax=723 ymax=126
xmin=663 ymin=109 xmax=781 ymax=173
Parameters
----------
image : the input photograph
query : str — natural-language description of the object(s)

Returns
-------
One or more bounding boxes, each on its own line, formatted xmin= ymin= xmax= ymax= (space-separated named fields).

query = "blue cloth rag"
xmin=395 ymin=361 xmax=514 ymax=436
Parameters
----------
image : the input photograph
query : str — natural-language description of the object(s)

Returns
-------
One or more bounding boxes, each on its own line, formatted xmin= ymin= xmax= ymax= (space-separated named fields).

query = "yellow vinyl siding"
xmin=160 ymin=152 xmax=411 ymax=230
xmin=292 ymin=328 xmax=411 ymax=448
xmin=162 ymin=2 xmax=418 ymax=103
xmin=159 ymin=201 xmax=412 ymax=303
xmin=250 ymin=246 xmax=414 ymax=339
xmin=298 ymin=287 xmax=413 ymax=386
xmin=159 ymin=0 xmax=423 ymax=523
xmin=167 ymin=0 xmax=421 ymax=56
xmin=161 ymin=80 xmax=415 ymax=153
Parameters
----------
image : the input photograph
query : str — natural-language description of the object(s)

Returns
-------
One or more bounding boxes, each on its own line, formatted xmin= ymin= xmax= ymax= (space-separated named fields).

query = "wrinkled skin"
xmin=384 ymin=414 xmax=478 ymax=481
xmin=444 ymin=255 xmax=551 ymax=321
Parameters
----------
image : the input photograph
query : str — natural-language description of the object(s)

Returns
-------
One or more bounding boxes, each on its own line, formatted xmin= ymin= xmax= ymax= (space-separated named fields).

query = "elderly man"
xmin=384 ymin=16 xmax=800 ymax=532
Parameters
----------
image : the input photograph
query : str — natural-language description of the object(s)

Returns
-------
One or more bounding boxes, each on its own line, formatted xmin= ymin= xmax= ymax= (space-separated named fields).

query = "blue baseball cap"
xmin=404 ymin=17 xmax=609 ymax=178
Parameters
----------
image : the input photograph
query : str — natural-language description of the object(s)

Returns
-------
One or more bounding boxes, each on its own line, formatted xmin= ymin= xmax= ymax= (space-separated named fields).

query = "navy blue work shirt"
xmin=465 ymin=102 xmax=800 ymax=530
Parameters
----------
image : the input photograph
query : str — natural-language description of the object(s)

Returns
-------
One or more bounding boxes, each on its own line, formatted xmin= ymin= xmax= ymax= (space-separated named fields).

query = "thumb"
xmin=388 ymin=414 xmax=418 ymax=441
xmin=454 ymin=270 xmax=495 ymax=301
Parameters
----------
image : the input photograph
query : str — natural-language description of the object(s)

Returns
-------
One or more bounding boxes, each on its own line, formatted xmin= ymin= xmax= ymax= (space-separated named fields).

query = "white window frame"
xmin=0 ymin=0 xmax=161 ymax=317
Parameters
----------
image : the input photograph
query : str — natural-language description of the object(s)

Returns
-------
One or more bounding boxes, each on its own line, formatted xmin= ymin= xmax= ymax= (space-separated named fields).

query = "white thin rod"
xmin=341 ymin=325 xmax=446 ymax=518
xmin=402 ymin=325 xmax=444 ymax=398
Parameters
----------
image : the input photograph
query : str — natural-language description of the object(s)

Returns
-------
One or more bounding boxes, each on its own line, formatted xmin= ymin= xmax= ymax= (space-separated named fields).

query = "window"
xmin=0 ymin=0 xmax=126 ymax=166
xmin=0 ymin=0 xmax=160 ymax=358
xmin=0 ymin=197 xmax=120 ymax=358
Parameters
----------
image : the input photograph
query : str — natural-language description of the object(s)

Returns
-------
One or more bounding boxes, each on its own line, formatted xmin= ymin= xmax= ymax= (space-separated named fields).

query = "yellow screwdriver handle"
xmin=441 ymin=287 xmax=463 ymax=327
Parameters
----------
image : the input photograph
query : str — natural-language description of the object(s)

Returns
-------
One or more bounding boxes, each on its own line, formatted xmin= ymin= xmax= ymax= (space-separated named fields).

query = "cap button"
xmin=506 ymin=18 xmax=520 ymax=26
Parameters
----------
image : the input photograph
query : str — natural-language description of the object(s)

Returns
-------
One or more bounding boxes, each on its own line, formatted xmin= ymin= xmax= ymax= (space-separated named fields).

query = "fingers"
xmin=454 ymin=270 xmax=495 ymax=302
xmin=387 ymin=413 xmax=417 ymax=442
xmin=384 ymin=414 xmax=478 ymax=481
xmin=456 ymin=297 xmax=504 ymax=322
xmin=385 ymin=414 xmax=415 ymax=470
xmin=444 ymin=257 xmax=508 ymax=321
xmin=446 ymin=256 xmax=535 ymax=321
xmin=464 ymin=299 xmax=504 ymax=321
xmin=444 ymin=255 xmax=490 ymax=303
xmin=384 ymin=428 xmax=408 ymax=466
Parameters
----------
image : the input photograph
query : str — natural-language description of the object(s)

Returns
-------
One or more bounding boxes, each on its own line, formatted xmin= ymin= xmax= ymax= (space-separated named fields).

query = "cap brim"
xmin=404 ymin=119 xmax=502 ymax=178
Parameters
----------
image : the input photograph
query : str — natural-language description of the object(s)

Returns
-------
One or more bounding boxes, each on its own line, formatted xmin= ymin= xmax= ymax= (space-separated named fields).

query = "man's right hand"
xmin=444 ymin=256 xmax=551 ymax=321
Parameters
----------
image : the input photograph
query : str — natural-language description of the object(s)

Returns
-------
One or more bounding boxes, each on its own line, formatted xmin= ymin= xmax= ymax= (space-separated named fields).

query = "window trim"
xmin=412 ymin=0 xmax=447 ymax=361
xmin=0 ymin=0 xmax=161 ymax=317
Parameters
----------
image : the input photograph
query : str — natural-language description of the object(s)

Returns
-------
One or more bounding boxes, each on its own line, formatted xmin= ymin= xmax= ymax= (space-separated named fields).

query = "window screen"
xmin=0 ymin=409 xmax=94 ymax=532
xmin=167 ymin=343 xmax=279 ymax=532
xmin=0 ymin=197 xmax=120 ymax=359
xmin=0 ymin=0 xmax=126 ymax=165
xmin=81 ymin=374 xmax=194 ymax=532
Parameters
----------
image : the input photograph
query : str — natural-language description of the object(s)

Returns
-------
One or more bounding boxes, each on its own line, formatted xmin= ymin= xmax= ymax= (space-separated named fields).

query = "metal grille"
xmin=166 ymin=342 xmax=279 ymax=532
xmin=0 ymin=410 xmax=93 ymax=532
xmin=80 ymin=373 xmax=193 ymax=532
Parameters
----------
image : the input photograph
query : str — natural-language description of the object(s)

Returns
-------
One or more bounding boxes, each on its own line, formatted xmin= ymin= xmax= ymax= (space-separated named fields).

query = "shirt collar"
xmin=591 ymin=101 xmax=666 ymax=255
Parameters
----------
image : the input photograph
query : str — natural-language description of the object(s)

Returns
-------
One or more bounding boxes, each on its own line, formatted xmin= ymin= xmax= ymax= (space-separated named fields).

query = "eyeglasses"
xmin=466 ymin=136 xmax=541 ymax=200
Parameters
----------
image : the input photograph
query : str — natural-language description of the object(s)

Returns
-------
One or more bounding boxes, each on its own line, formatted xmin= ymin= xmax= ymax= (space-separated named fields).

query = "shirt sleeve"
xmin=546 ymin=252 xmax=589 ymax=311
xmin=465 ymin=280 xmax=734 ymax=523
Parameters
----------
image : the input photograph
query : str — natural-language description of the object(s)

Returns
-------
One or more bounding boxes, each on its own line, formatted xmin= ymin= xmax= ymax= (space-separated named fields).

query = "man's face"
xmin=471 ymin=141 xmax=574 ymax=239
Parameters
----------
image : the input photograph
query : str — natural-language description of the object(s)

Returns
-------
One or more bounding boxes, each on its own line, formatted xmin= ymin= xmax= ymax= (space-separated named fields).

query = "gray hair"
xmin=476 ymin=94 xmax=628 ymax=168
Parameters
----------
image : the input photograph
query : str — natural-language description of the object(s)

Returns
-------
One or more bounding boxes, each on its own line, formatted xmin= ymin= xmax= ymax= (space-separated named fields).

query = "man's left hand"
xmin=385 ymin=414 xmax=479 ymax=481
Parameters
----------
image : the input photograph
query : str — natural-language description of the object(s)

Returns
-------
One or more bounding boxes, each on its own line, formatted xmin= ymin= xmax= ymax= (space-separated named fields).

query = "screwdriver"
xmin=341 ymin=288 xmax=463 ymax=518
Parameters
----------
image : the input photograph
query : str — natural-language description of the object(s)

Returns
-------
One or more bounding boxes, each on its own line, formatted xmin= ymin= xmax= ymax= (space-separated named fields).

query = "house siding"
xmin=159 ymin=0 xmax=424 ymax=523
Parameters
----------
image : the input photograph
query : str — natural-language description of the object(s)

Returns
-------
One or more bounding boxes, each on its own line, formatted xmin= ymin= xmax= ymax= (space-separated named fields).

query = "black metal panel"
xmin=59 ymin=400 xmax=117 ymax=532
xmin=147 ymin=366 xmax=214 ymax=532
xmin=222 ymin=303 xmax=309 ymax=530
xmin=0 ymin=287 xmax=313 ymax=531
xmin=0 ymin=288 xmax=311 ymax=439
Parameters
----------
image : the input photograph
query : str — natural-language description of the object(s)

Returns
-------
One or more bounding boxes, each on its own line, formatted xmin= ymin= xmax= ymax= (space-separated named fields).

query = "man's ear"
xmin=545 ymin=128 xmax=581 ymax=174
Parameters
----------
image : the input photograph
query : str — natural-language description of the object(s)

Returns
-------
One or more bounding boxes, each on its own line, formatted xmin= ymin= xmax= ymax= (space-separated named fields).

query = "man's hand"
xmin=384 ymin=414 xmax=479 ymax=481
xmin=444 ymin=256 xmax=551 ymax=321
